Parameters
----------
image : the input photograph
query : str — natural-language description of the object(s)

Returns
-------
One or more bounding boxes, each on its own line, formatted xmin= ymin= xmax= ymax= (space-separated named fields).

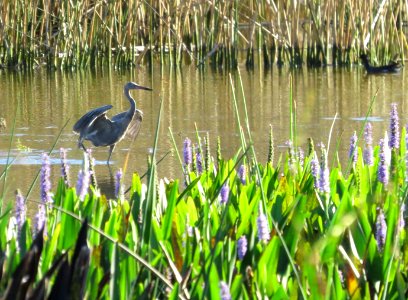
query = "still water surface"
xmin=0 ymin=65 xmax=407 ymax=205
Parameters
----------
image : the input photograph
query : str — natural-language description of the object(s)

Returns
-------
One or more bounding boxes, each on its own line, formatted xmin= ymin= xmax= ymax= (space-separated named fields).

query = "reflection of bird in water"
xmin=0 ymin=117 xmax=6 ymax=130
xmin=360 ymin=54 xmax=402 ymax=74
xmin=73 ymin=82 xmax=152 ymax=164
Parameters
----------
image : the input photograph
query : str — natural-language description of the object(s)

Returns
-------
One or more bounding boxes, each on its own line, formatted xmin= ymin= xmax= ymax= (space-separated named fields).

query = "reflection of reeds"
xmin=0 ymin=0 xmax=406 ymax=69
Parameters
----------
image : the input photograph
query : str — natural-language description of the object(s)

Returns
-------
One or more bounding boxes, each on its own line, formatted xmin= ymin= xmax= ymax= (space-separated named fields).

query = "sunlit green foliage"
xmin=0 ymin=126 xmax=407 ymax=298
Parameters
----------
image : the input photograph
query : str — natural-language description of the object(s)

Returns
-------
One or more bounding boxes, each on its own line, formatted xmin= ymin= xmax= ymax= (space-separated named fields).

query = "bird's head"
xmin=125 ymin=82 xmax=152 ymax=91
xmin=359 ymin=53 xmax=369 ymax=62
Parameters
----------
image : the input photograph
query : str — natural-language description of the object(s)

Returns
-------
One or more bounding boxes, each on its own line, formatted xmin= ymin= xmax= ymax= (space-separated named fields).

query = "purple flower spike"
xmin=34 ymin=204 xmax=46 ymax=235
xmin=376 ymin=210 xmax=387 ymax=252
xmin=363 ymin=123 xmax=374 ymax=166
xmin=76 ymin=168 xmax=90 ymax=201
xmin=219 ymin=281 xmax=231 ymax=300
xmin=220 ymin=181 xmax=230 ymax=204
xmin=310 ymin=152 xmax=320 ymax=189
xmin=238 ymin=164 xmax=247 ymax=185
xmin=298 ymin=147 xmax=304 ymax=167
xmin=40 ymin=153 xmax=52 ymax=204
xmin=389 ymin=103 xmax=400 ymax=149
xmin=60 ymin=148 xmax=70 ymax=186
xmin=15 ymin=190 xmax=26 ymax=234
xmin=318 ymin=149 xmax=330 ymax=194
xmin=196 ymin=150 xmax=203 ymax=174
xmin=378 ymin=138 xmax=389 ymax=186
xmin=257 ymin=211 xmax=270 ymax=242
xmin=237 ymin=236 xmax=248 ymax=260
xmin=115 ymin=168 xmax=123 ymax=198
xmin=349 ymin=131 xmax=358 ymax=165
xmin=183 ymin=138 xmax=192 ymax=166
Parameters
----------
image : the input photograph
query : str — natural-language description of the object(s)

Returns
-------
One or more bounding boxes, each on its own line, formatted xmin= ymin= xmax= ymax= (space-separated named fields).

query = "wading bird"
xmin=73 ymin=82 xmax=152 ymax=164
xmin=360 ymin=54 xmax=402 ymax=74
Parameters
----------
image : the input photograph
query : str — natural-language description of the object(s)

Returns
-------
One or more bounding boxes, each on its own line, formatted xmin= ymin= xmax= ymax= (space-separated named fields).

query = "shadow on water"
xmin=94 ymin=166 xmax=117 ymax=200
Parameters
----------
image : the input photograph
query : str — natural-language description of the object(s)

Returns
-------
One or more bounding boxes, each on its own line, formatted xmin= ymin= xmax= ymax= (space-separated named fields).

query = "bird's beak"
xmin=135 ymin=84 xmax=152 ymax=91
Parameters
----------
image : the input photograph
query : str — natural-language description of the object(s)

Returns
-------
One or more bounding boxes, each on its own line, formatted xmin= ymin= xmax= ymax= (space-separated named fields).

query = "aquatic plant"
xmin=376 ymin=210 xmax=387 ymax=252
xmin=238 ymin=164 xmax=247 ymax=185
xmin=364 ymin=122 xmax=374 ymax=166
xmin=349 ymin=131 xmax=358 ymax=166
xmin=40 ymin=153 xmax=52 ymax=204
xmin=14 ymin=189 xmax=26 ymax=235
xmin=257 ymin=210 xmax=270 ymax=243
xmin=115 ymin=168 xmax=123 ymax=199
xmin=219 ymin=281 xmax=231 ymax=300
xmin=318 ymin=148 xmax=330 ymax=194
xmin=220 ymin=181 xmax=230 ymax=204
xmin=389 ymin=103 xmax=400 ymax=149
xmin=0 ymin=0 xmax=406 ymax=69
xmin=378 ymin=137 xmax=390 ymax=186
xmin=60 ymin=148 xmax=70 ymax=187
xmin=237 ymin=236 xmax=248 ymax=260
xmin=183 ymin=137 xmax=192 ymax=167
xmin=2 ymin=86 xmax=408 ymax=299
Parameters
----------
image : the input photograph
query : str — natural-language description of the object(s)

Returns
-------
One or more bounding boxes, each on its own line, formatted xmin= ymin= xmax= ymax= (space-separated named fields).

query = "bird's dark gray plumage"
xmin=73 ymin=82 xmax=152 ymax=164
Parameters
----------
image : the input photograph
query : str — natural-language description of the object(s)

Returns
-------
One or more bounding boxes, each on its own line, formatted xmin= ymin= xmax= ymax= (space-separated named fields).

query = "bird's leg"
xmin=78 ymin=140 xmax=87 ymax=152
xmin=107 ymin=144 xmax=116 ymax=164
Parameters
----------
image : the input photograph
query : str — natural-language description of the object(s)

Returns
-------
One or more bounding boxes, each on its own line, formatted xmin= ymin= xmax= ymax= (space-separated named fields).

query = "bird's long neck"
xmin=124 ymin=86 xmax=136 ymax=118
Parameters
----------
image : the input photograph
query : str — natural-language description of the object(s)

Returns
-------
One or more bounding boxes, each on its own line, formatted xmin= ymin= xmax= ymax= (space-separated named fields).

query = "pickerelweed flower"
xmin=115 ymin=168 xmax=123 ymax=199
xmin=60 ymin=148 xmax=70 ymax=186
xmin=219 ymin=281 xmax=231 ymax=300
xmin=238 ymin=164 xmax=247 ymax=185
xmin=34 ymin=204 xmax=46 ymax=235
xmin=257 ymin=211 xmax=270 ymax=242
xmin=40 ymin=153 xmax=52 ymax=204
xmin=237 ymin=236 xmax=248 ymax=260
xmin=376 ymin=210 xmax=387 ymax=252
xmin=378 ymin=138 xmax=389 ymax=186
xmin=15 ymin=189 xmax=26 ymax=234
xmin=183 ymin=138 xmax=192 ymax=166
xmin=389 ymin=103 xmax=400 ymax=149
xmin=76 ymin=168 xmax=90 ymax=201
xmin=220 ymin=181 xmax=230 ymax=204
xmin=363 ymin=122 xmax=374 ymax=166
xmin=318 ymin=149 xmax=330 ymax=193
xmin=349 ymin=131 xmax=358 ymax=165
xmin=196 ymin=149 xmax=203 ymax=174
xmin=310 ymin=151 xmax=320 ymax=189
xmin=297 ymin=147 xmax=304 ymax=168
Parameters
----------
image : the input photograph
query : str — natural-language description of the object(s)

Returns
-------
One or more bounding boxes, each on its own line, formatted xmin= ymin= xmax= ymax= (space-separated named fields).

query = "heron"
xmin=73 ymin=82 xmax=152 ymax=164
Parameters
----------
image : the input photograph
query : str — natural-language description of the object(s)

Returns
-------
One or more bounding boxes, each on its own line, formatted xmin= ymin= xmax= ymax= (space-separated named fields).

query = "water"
xmin=0 ymin=65 xmax=406 ymax=206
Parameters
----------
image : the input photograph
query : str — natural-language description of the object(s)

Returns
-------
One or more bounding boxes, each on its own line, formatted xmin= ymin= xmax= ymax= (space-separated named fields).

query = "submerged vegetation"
xmin=1 ymin=77 xmax=408 ymax=298
xmin=0 ymin=0 xmax=407 ymax=70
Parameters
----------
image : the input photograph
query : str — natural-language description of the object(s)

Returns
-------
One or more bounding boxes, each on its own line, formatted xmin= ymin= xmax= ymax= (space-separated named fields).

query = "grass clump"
xmin=0 ymin=0 xmax=407 ymax=70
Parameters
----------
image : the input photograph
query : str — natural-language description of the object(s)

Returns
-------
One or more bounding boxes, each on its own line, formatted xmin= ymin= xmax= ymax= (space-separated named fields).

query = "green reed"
xmin=0 ymin=0 xmax=406 ymax=70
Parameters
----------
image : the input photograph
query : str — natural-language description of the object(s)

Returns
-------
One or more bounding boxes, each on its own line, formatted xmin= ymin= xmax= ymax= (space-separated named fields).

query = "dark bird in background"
xmin=73 ymin=82 xmax=152 ymax=164
xmin=360 ymin=54 xmax=402 ymax=74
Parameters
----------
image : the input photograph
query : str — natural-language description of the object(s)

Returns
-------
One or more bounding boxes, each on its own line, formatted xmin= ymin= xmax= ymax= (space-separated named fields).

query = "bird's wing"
xmin=111 ymin=110 xmax=143 ymax=140
xmin=73 ymin=105 xmax=113 ymax=133
xmin=126 ymin=110 xmax=143 ymax=140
